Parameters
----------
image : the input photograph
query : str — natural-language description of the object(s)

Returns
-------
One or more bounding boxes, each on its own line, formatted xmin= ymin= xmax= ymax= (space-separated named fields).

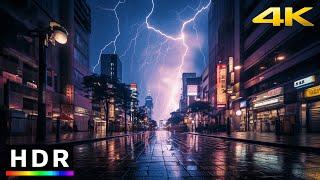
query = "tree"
xmin=188 ymin=101 xmax=212 ymax=128
xmin=149 ymin=120 xmax=157 ymax=130
xmin=115 ymin=83 xmax=132 ymax=133
xmin=83 ymin=74 xmax=118 ymax=136
xmin=133 ymin=106 xmax=146 ymax=131
xmin=167 ymin=112 xmax=184 ymax=125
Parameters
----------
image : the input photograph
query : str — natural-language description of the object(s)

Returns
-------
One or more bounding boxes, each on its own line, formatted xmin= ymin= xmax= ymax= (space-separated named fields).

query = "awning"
xmin=57 ymin=114 xmax=73 ymax=120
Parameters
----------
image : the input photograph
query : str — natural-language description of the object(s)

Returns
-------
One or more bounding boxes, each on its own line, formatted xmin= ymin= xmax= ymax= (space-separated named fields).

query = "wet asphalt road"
xmin=71 ymin=131 xmax=320 ymax=179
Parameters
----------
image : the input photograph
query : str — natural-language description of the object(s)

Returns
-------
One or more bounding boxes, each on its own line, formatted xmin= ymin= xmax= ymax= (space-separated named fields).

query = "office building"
xmin=208 ymin=0 xmax=242 ymax=128
xmin=100 ymin=54 xmax=122 ymax=81
xmin=145 ymin=91 xmax=153 ymax=121
xmin=0 ymin=0 xmax=92 ymax=134
xmin=180 ymin=73 xmax=196 ymax=112
xmin=241 ymin=0 xmax=320 ymax=133
xmin=208 ymin=0 xmax=320 ymax=134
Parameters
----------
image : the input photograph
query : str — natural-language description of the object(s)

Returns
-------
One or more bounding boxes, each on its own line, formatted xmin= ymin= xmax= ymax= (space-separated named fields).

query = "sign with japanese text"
xmin=305 ymin=85 xmax=320 ymax=98
xmin=217 ymin=64 xmax=227 ymax=107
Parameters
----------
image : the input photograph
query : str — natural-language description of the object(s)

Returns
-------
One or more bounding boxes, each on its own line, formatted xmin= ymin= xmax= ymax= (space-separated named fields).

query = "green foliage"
xmin=82 ymin=74 xmax=118 ymax=103
xmin=167 ymin=113 xmax=184 ymax=125
xmin=115 ymin=83 xmax=132 ymax=110
xmin=149 ymin=120 xmax=157 ymax=128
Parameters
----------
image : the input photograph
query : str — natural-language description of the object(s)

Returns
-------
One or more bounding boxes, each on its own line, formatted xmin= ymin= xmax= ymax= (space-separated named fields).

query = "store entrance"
xmin=308 ymin=101 xmax=320 ymax=132
xmin=256 ymin=108 xmax=284 ymax=133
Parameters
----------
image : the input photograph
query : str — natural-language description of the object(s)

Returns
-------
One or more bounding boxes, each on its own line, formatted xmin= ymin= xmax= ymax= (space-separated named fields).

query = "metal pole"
xmin=36 ymin=33 xmax=47 ymax=142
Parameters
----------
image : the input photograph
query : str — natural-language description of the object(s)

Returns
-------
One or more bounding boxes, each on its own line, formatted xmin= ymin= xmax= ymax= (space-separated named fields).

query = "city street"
xmin=1 ymin=0 xmax=320 ymax=179
xmin=72 ymin=131 xmax=320 ymax=179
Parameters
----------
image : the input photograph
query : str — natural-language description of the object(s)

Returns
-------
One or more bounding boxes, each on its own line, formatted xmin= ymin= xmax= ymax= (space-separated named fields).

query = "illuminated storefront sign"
xmin=217 ymin=64 xmax=227 ymax=107
xmin=253 ymin=96 xmax=283 ymax=109
xmin=187 ymin=85 xmax=198 ymax=96
xmin=255 ymin=87 xmax=283 ymax=102
xmin=109 ymin=103 xmax=115 ymax=119
xmin=228 ymin=57 xmax=233 ymax=73
xmin=294 ymin=75 xmax=315 ymax=89
xmin=305 ymin=85 xmax=320 ymax=98
xmin=240 ymin=101 xmax=247 ymax=108
xmin=75 ymin=106 xmax=89 ymax=116
xmin=230 ymin=72 xmax=235 ymax=84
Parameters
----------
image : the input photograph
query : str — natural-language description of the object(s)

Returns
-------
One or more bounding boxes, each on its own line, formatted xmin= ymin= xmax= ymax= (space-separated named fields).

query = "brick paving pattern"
xmin=71 ymin=131 xmax=320 ymax=179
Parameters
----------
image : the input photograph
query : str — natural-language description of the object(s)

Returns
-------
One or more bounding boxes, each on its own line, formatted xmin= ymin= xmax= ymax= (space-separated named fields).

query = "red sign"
xmin=130 ymin=83 xmax=137 ymax=91
xmin=217 ymin=64 xmax=227 ymax=106
xmin=65 ymin=84 xmax=74 ymax=104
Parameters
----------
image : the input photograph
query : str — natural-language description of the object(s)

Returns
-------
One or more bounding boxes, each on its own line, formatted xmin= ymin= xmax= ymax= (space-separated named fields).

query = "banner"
xmin=217 ymin=64 xmax=227 ymax=107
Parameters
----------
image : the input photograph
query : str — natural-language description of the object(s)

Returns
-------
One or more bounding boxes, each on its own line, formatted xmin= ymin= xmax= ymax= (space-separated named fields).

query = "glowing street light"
xmin=236 ymin=110 xmax=242 ymax=116
xmin=36 ymin=21 xmax=68 ymax=142
xmin=48 ymin=21 xmax=68 ymax=45
xmin=275 ymin=54 xmax=286 ymax=61
xmin=234 ymin=65 xmax=242 ymax=70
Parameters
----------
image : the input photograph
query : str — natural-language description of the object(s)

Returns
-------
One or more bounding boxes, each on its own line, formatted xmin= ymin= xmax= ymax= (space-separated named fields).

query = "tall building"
xmin=129 ymin=83 xmax=138 ymax=124
xmin=144 ymin=91 xmax=153 ymax=121
xmin=180 ymin=73 xmax=196 ymax=112
xmin=0 ymin=0 xmax=92 ymax=134
xmin=200 ymin=67 xmax=209 ymax=102
xmin=208 ymin=0 xmax=242 ymax=127
xmin=241 ymin=0 xmax=320 ymax=133
xmin=208 ymin=0 xmax=320 ymax=134
xmin=186 ymin=76 xmax=202 ymax=106
xmin=68 ymin=0 xmax=92 ymax=131
xmin=100 ymin=54 xmax=122 ymax=81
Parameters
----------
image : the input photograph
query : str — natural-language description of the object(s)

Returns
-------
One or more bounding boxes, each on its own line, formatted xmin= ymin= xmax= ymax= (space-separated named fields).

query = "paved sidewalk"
xmin=188 ymin=131 xmax=320 ymax=151
xmin=6 ymin=131 xmax=145 ymax=145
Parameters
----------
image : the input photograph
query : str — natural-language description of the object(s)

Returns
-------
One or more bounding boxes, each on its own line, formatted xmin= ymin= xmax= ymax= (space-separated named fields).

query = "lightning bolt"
xmin=93 ymin=0 xmax=126 ymax=73
xmin=92 ymin=0 xmax=211 ymax=119
xmin=145 ymin=0 xmax=211 ymax=116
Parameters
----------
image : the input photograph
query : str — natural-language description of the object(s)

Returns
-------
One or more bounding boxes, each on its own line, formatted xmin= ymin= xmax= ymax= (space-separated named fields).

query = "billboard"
xmin=187 ymin=85 xmax=198 ymax=96
xmin=216 ymin=64 xmax=227 ymax=107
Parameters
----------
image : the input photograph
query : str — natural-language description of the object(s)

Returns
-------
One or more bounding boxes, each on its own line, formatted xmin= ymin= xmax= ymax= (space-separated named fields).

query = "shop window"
xmin=23 ymin=98 xmax=37 ymax=110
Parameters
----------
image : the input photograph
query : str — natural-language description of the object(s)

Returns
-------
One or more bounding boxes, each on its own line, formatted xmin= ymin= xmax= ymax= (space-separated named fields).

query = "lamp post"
xmin=36 ymin=22 xmax=68 ymax=142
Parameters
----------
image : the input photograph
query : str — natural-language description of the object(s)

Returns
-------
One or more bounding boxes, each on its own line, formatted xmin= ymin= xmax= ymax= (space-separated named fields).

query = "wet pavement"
xmin=72 ymin=131 xmax=320 ymax=179
xmin=190 ymin=131 xmax=320 ymax=150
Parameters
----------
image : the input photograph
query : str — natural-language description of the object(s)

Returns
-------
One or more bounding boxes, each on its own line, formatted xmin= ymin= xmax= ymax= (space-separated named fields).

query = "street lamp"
xmin=36 ymin=21 xmax=68 ymax=142
xmin=234 ymin=65 xmax=242 ymax=71
xmin=235 ymin=110 xmax=242 ymax=116
xmin=275 ymin=55 xmax=285 ymax=61
xmin=48 ymin=22 xmax=68 ymax=45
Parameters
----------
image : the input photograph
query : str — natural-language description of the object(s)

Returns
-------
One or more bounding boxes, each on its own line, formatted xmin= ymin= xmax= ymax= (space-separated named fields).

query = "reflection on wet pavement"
xmin=73 ymin=131 xmax=320 ymax=179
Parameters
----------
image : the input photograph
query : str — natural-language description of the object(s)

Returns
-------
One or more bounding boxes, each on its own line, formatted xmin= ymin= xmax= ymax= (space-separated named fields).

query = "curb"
xmin=47 ymin=132 xmax=145 ymax=146
xmin=8 ymin=132 xmax=145 ymax=146
xmin=188 ymin=132 xmax=320 ymax=153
